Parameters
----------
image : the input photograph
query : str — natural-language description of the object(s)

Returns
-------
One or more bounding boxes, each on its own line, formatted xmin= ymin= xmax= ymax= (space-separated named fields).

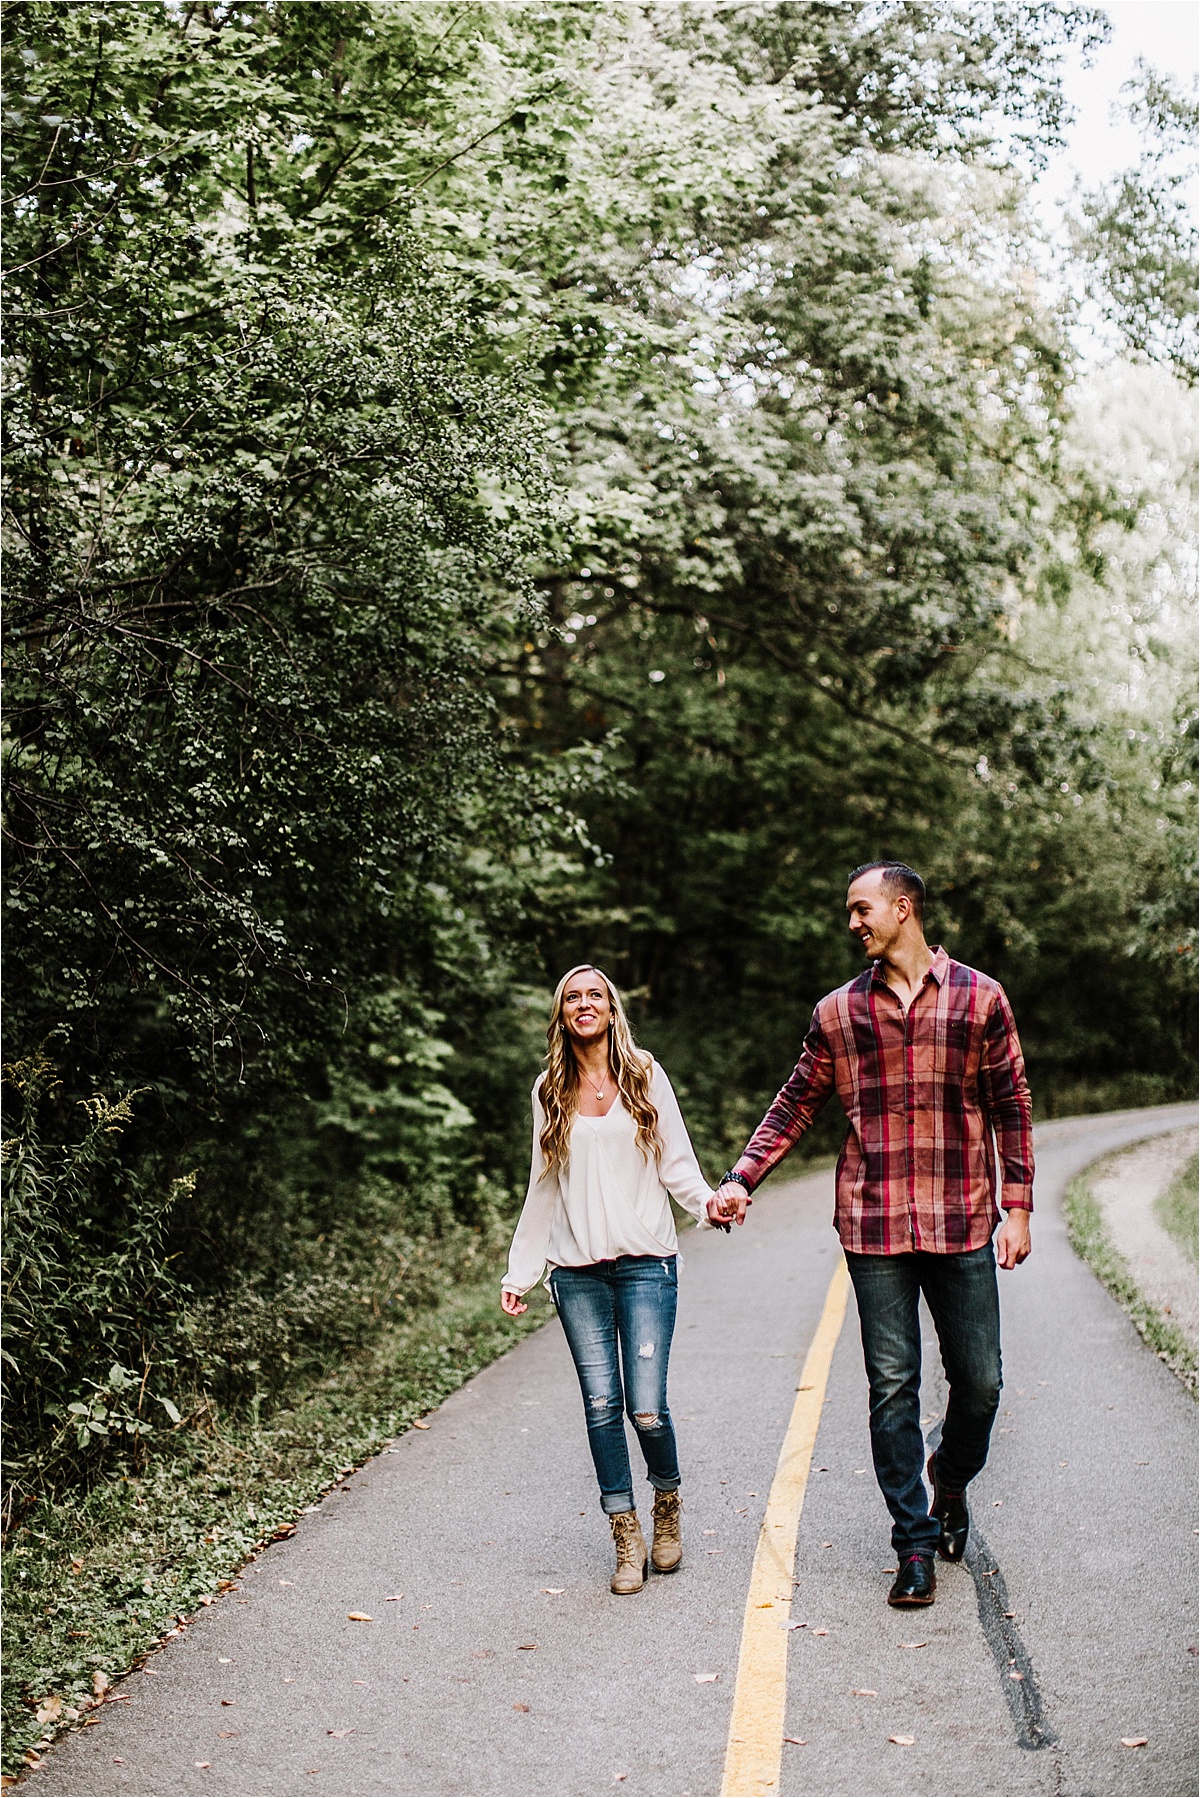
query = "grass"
xmin=1 ymin=1274 xmax=552 ymax=1780
xmin=1154 ymin=1152 xmax=1199 ymax=1266
xmin=1063 ymin=1166 xmax=1198 ymax=1400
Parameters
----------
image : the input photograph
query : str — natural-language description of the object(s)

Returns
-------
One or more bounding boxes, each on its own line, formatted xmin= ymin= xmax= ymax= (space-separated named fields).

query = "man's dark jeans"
xmin=845 ymin=1241 xmax=1002 ymax=1557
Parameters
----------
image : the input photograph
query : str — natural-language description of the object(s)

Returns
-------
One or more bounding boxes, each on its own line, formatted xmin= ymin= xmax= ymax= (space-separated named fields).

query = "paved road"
xmin=31 ymin=1105 xmax=1198 ymax=1798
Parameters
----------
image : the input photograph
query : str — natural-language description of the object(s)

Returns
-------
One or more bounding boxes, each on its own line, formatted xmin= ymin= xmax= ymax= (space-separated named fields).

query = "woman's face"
xmin=560 ymin=970 xmax=612 ymax=1048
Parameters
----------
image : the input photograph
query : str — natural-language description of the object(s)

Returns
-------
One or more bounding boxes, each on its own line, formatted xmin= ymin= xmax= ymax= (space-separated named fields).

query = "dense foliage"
xmin=3 ymin=1 xmax=1196 ymax=1517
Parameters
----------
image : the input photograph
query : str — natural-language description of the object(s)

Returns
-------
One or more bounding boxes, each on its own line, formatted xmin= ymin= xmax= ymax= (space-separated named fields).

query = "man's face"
xmin=846 ymin=872 xmax=904 ymax=958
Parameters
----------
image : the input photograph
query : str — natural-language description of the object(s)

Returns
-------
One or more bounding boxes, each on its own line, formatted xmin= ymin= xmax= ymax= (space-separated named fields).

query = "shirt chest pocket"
xmin=942 ymin=1015 xmax=972 ymax=1068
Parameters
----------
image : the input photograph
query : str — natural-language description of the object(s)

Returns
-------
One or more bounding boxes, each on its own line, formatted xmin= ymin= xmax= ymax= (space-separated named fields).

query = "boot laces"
xmin=653 ymin=1491 xmax=681 ymax=1542
xmin=611 ymin=1512 xmax=642 ymax=1559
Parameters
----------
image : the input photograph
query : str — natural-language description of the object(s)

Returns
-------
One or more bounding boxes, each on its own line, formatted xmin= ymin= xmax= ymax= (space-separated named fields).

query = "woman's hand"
xmin=705 ymin=1194 xmax=732 ymax=1231
xmin=501 ymin=1288 xmax=527 ymax=1316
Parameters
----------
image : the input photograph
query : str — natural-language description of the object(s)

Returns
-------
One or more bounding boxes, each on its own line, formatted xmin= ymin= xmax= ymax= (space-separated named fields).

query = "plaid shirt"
xmin=733 ymin=948 xmax=1034 ymax=1255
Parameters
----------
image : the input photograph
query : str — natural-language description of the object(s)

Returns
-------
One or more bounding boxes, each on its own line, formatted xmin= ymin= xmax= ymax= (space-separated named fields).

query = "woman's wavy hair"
xmin=538 ymin=964 xmax=661 ymax=1176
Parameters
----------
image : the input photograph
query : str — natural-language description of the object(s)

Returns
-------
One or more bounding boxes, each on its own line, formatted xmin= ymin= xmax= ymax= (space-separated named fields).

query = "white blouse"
xmin=502 ymin=1060 xmax=715 ymax=1296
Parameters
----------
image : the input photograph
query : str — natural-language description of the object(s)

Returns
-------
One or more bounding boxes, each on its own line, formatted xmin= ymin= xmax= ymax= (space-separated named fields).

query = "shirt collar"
xmin=870 ymin=945 xmax=949 ymax=988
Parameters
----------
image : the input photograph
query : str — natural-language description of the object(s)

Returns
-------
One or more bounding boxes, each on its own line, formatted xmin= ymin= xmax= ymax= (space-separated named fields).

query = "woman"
xmin=501 ymin=964 xmax=725 ymax=1594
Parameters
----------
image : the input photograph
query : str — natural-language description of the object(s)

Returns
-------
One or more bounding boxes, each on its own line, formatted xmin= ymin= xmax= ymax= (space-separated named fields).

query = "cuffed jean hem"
xmin=646 ymin=1472 xmax=681 ymax=1492
xmin=601 ymin=1490 xmax=636 ymax=1516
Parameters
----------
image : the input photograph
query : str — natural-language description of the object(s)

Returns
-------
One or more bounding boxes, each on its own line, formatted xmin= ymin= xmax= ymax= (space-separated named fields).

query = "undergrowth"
xmin=1154 ymin=1152 xmax=1199 ymax=1265
xmin=1063 ymin=1167 xmax=1198 ymax=1398
xmin=2 ymin=1275 xmax=550 ymax=1780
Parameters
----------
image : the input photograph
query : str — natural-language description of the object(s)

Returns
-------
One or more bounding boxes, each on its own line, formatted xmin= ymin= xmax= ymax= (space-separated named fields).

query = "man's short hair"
xmin=847 ymin=861 xmax=926 ymax=923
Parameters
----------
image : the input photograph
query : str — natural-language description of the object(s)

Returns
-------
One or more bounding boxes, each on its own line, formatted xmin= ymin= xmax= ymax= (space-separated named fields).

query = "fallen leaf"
xmin=112 ymin=1760 xmax=126 ymax=1767
xmin=822 ymin=1542 xmax=833 ymax=1549
xmin=1120 ymin=1737 xmax=1149 ymax=1748
xmin=693 ymin=1672 xmax=719 ymax=1683
xmin=326 ymin=1728 xmax=355 ymax=1738
xmin=194 ymin=1762 xmax=211 ymax=1770
xmin=812 ymin=1629 xmax=829 ymax=1637
xmin=217 ymin=1731 xmax=238 ymax=1739
xmin=702 ymin=1530 xmax=717 ymax=1536
xmin=782 ymin=1620 xmax=806 ymax=1631
xmin=199 ymin=1595 xmax=215 ymax=1606
xmin=1004 ymin=1611 xmax=1016 ymax=1619
xmin=384 ymin=1594 xmax=404 ymax=1601
xmin=783 ymin=1736 xmax=808 ymax=1745
xmin=518 ymin=1643 xmax=537 ymax=1651
xmin=541 ymin=1588 xmax=564 ymax=1595
xmin=1009 ymin=1671 xmax=1025 ymax=1682
xmin=221 ymin=1699 xmax=236 ymax=1706
xmin=734 ymin=1507 xmax=749 ymax=1515
xmin=900 ymin=1641 xmax=927 ymax=1650
xmin=993 ymin=1500 xmax=1003 ymax=1507
xmin=278 ymin=1580 xmax=293 ymax=1588
xmin=614 ymin=1775 xmax=628 ymax=1783
xmin=218 ymin=1657 xmax=232 ymax=1664
xmin=412 ymin=1421 xmax=431 ymax=1430
xmin=92 ymin=1672 xmax=110 ymax=1698
xmin=851 ymin=1688 xmax=877 ymax=1697
xmin=512 ymin=1702 xmax=529 ymax=1713
xmin=70 ymin=1558 xmax=84 ymax=1574
xmin=35 ymin=1697 xmax=62 ymax=1724
xmin=888 ymin=1735 xmax=915 ymax=1746
xmin=346 ymin=1612 xmax=374 ymax=1622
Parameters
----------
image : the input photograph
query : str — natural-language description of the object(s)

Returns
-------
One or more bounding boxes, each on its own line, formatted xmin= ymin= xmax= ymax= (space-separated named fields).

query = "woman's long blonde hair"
xmin=538 ymin=964 xmax=661 ymax=1175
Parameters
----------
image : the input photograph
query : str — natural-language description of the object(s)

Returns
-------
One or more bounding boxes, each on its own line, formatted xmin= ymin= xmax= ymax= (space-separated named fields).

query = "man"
xmin=715 ymin=862 xmax=1033 ymax=1607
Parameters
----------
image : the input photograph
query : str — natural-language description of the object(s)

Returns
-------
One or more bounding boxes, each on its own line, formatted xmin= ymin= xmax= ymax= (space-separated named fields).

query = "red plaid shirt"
xmin=733 ymin=948 xmax=1034 ymax=1255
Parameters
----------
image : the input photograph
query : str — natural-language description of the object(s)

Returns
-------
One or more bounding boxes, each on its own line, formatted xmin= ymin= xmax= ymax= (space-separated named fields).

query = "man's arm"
xmin=979 ymin=985 xmax=1034 ymax=1269
xmin=715 ymin=1009 xmax=836 ymax=1224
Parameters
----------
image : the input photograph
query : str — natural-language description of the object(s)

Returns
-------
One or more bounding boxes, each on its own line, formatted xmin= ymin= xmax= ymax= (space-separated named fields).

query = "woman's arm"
xmin=650 ymin=1063 xmax=715 ymax=1225
xmin=501 ymin=1082 xmax=558 ymax=1303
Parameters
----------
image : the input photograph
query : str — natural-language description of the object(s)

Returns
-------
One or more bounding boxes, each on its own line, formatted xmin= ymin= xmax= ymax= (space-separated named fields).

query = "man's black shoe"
xmin=927 ymin=1451 xmax=969 ymax=1562
xmin=888 ymin=1554 xmax=936 ymax=1606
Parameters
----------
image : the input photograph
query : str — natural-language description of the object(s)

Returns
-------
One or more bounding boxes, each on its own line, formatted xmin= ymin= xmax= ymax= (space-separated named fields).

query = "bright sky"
xmin=1036 ymin=0 xmax=1199 ymax=215
xmin=1022 ymin=3 xmax=1199 ymax=361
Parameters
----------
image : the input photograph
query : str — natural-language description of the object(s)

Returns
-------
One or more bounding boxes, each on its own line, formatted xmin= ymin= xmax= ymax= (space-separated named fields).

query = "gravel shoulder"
xmin=1089 ymin=1126 xmax=1199 ymax=1355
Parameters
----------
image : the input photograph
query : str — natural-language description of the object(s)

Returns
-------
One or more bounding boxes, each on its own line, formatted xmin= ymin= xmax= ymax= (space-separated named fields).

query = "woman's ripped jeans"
xmin=550 ymin=1255 xmax=681 ymax=1515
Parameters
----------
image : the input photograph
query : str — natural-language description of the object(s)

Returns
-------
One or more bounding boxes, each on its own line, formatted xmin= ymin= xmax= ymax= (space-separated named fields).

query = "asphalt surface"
xmin=29 ymin=1104 xmax=1198 ymax=1798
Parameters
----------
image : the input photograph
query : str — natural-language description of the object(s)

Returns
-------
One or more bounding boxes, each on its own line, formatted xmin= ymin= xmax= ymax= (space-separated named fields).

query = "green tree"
xmin=1073 ymin=61 xmax=1199 ymax=383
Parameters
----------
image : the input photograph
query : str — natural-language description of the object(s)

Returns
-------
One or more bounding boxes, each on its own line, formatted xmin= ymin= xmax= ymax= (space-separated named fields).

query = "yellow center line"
xmin=720 ymin=1257 xmax=851 ymax=1798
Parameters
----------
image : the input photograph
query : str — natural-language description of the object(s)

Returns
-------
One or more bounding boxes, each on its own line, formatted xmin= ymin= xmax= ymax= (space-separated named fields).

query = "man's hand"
xmin=713 ymin=1180 xmax=752 ymax=1227
xmin=996 ymin=1208 xmax=1032 ymax=1270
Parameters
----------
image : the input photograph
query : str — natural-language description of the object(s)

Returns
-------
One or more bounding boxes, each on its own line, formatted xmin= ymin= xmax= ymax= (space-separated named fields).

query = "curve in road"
xmin=28 ymin=1104 xmax=1198 ymax=1798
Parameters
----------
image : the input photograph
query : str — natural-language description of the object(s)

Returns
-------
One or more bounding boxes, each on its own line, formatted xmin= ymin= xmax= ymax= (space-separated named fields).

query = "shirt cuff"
xmin=731 ymin=1161 xmax=760 ymax=1194
xmin=1000 ymin=1187 xmax=1033 ymax=1212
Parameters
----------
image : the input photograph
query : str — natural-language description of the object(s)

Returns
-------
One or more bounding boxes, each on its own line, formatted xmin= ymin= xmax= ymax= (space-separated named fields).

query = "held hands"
xmin=996 ymin=1207 xmax=1032 ymax=1270
xmin=500 ymin=1289 xmax=527 ymax=1316
xmin=707 ymin=1180 xmax=752 ymax=1229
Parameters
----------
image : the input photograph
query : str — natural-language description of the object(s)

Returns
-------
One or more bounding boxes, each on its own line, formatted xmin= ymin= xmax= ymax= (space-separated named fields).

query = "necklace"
xmin=587 ymin=1068 xmax=609 ymax=1101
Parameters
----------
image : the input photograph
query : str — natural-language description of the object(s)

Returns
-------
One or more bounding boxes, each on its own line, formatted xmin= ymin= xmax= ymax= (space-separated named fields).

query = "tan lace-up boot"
xmin=609 ymin=1510 xmax=648 ymax=1594
xmin=651 ymin=1488 xmax=683 ymax=1573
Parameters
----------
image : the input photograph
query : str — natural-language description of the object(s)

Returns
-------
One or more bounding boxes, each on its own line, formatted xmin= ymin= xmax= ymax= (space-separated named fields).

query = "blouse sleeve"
xmin=502 ymin=1081 xmax=560 ymax=1295
xmin=650 ymin=1061 xmax=715 ymax=1227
